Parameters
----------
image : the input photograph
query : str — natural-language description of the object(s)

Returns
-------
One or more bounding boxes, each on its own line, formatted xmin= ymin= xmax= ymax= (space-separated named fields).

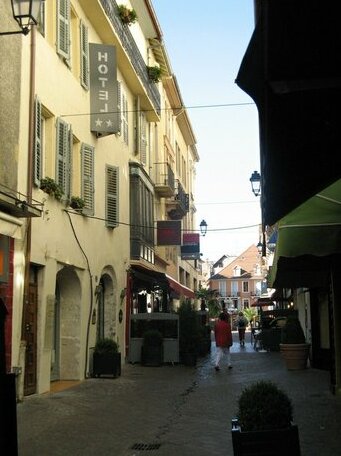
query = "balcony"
xmin=89 ymin=0 xmax=161 ymax=116
xmin=166 ymin=181 xmax=189 ymax=220
xmin=0 ymin=185 xmax=42 ymax=218
xmin=154 ymin=163 xmax=175 ymax=197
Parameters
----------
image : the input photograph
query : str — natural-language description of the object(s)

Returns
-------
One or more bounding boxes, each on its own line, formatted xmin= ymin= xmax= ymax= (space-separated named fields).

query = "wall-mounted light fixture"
xmin=250 ymin=170 xmax=261 ymax=197
xmin=199 ymin=219 xmax=208 ymax=236
xmin=0 ymin=0 xmax=43 ymax=36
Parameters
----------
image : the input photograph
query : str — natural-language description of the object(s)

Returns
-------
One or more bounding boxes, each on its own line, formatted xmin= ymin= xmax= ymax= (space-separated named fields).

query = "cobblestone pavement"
xmin=17 ymin=332 xmax=341 ymax=456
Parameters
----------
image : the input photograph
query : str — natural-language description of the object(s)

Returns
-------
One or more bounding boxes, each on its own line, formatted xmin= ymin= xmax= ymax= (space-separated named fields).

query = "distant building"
xmin=208 ymin=245 xmax=266 ymax=311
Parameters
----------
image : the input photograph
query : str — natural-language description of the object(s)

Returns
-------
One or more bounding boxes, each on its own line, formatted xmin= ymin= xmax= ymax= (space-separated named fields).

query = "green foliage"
xmin=69 ymin=196 xmax=85 ymax=210
xmin=178 ymin=301 xmax=200 ymax=354
xmin=243 ymin=307 xmax=257 ymax=322
xmin=40 ymin=177 xmax=64 ymax=201
xmin=94 ymin=338 xmax=119 ymax=355
xmin=281 ymin=315 xmax=306 ymax=344
xmin=117 ymin=5 xmax=137 ymax=24
xmin=237 ymin=380 xmax=293 ymax=431
xmin=196 ymin=287 xmax=221 ymax=318
xmin=147 ymin=65 xmax=162 ymax=83
xmin=142 ymin=329 xmax=163 ymax=347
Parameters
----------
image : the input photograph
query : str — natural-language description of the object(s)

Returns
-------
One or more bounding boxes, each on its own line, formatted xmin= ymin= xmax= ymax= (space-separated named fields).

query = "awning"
xmin=130 ymin=266 xmax=169 ymax=293
xmin=235 ymin=1 xmax=341 ymax=226
xmin=269 ymin=180 xmax=341 ymax=288
xmin=251 ymin=298 xmax=273 ymax=307
xmin=166 ymin=275 xmax=195 ymax=299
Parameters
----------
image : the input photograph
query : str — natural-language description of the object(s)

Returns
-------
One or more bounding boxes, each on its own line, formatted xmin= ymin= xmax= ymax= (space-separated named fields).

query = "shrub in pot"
xmin=280 ymin=315 xmax=310 ymax=370
xmin=141 ymin=329 xmax=163 ymax=366
xmin=93 ymin=338 xmax=121 ymax=378
xmin=178 ymin=301 xmax=200 ymax=366
xmin=231 ymin=380 xmax=301 ymax=456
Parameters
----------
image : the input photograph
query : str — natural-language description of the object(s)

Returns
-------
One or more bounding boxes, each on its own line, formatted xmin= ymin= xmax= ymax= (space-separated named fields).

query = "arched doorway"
xmin=96 ymin=271 xmax=116 ymax=341
xmin=51 ymin=267 xmax=81 ymax=382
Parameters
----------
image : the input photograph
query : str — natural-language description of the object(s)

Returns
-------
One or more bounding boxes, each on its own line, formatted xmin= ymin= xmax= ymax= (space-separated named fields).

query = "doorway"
xmin=50 ymin=284 xmax=60 ymax=381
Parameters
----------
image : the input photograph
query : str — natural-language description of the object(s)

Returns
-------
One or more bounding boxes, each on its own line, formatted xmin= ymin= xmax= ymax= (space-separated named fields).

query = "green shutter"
xmin=57 ymin=0 xmax=70 ymax=60
xmin=56 ymin=117 xmax=70 ymax=197
xmin=106 ymin=165 xmax=119 ymax=228
xmin=140 ymin=111 xmax=147 ymax=164
xmin=81 ymin=143 xmax=94 ymax=215
xmin=33 ymin=96 xmax=42 ymax=186
xmin=117 ymin=81 xmax=122 ymax=135
xmin=80 ymin=21 xmax=89 ymax=89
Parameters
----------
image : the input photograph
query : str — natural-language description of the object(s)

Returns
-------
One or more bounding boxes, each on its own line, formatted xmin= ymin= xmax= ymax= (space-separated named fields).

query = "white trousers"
xmin=215 ymin=346 xmax=231 ymax=367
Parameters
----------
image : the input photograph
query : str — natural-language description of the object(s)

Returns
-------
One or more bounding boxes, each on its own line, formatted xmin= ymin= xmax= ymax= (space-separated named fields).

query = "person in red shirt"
xmin=214 ymin=312 xmax=233 ymax=371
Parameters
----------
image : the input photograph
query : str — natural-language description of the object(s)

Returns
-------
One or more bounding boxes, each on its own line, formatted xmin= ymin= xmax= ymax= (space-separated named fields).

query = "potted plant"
xmin=231 ymin=380 xmax=301 ymax=455
xmin=280 ymin=315 xmax=310 ymax=370
xmin=117 ymin=4 xmax=137 ymax=25
xmin=178 ymin=301 xmax=200 ymax=366
xmin=141 ymin=329 xmax=163 ymax=366
xmin=40 ymin=177 xmax=64 ymax=201
xmin=147 ymin=65 xmax=162 ymax=83
xmin=69 ymin=196 xmax=85 ymax=211
xmin=92 ymin=338 xmax=121 ymax=378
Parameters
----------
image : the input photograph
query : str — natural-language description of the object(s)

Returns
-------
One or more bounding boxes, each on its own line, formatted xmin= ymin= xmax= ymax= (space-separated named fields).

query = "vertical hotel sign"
xmin=89 ymin=44 xmax=119 ymax=135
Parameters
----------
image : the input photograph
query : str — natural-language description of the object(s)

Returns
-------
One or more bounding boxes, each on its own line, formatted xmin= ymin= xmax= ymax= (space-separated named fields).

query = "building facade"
xmin=209 ymin=244 xmax=266 ymax=312
xmin=0 ymin=0 xmax=201 ymax=397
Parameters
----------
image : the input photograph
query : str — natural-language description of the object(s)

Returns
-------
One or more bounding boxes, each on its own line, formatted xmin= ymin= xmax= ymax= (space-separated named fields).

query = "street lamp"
xmin=250 ymin=170 xmax=261 ymax=197
xmin=199 ymin=219 xmax=208 ymax=236
xmin=0 ymin=0 xmax=43 ymax=35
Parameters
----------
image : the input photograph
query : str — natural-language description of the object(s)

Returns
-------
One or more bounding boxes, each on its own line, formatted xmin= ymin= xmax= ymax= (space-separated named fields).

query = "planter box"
xmin=92 ymin=352 xmax=121 ymax=378
xmin=231 ymin=419 xmax=301 ymax=456
xmin=280 ymin=343 xmax=310 ymax=370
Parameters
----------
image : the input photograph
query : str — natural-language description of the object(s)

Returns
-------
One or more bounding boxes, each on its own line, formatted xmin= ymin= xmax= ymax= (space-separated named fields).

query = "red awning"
xmin=166 ymin=275 xmax=196 ymax=299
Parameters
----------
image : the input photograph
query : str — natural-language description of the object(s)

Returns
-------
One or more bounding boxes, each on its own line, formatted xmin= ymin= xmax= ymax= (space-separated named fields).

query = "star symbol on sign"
xmin=106 ymin=119 xmax=113 ymax=127
xmin=95 ymin=118 xmax=103 ymax=127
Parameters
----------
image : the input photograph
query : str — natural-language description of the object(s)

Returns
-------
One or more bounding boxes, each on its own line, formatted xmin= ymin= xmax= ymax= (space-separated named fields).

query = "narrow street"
xmin=17 ymin=331 xmax=341 ymax=456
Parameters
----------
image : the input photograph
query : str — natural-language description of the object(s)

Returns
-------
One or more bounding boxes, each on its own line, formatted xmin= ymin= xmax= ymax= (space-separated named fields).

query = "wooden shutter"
xmin=56 ymin=118 xmax=70 ymax=197
xmin=57 ymin=0 xmax=70 ymax=60
xmin=33 ymin=97 xmax=42 ymax=186
xmin=37 ymin=1 xmax=45 ymax=36
xmin=106 ymin=165 xmax=119 ymax=228
xmin=117 ymin=81 xmax=122 ymax=135
xmin=81 ymin=143 xmax=94 ymax=215
xmin=80 ymin=21 xmax=89 ymax=89
xmin=140 ymin=111 xmax=147 ymax=164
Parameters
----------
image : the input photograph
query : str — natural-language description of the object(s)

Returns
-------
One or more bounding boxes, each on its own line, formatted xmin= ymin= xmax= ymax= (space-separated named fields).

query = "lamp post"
xmin=0 ymin=0 xmax=43 ymax=35
xmin=199 ymin=219 xmax=208 ymax=236
xmin=250 ymin=170 xmax=261 ymax=197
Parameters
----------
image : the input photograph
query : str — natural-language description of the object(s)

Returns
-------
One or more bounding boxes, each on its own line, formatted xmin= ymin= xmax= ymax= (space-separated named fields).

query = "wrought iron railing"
xmin=99 ymin=0 xmax=161 ymax=114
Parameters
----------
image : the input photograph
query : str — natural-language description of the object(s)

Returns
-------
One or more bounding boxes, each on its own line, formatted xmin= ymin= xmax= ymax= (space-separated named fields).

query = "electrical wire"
xmin=60 ymin=101 xmax=255 ymax=118
xmin=65 ymin=209 xmax=259 ymax=232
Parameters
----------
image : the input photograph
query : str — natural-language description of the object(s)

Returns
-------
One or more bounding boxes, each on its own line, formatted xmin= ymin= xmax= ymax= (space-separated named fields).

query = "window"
xmin=218 ymin=281 xmax=226 ymax=297
xmin=133 ymin=97 xmax=147 ymax=163
xmin=119 ymin=84 xmax=128 ymax=144
xmin=242 ymin=281 xmax=249 ymax=292
xmin=106 ymin=165 xmax=119 ymax=228
xmin=233 ymin=266 xmax=242 ymax=277
xmin=231 ymin=281 xmax=238 ymax=296
xmin=80 ymin=21 xmax=89 ymax=89
xmin=57 ymin=0 xmax=70 ymax=61
xmin=37 ymin=0 xmax=45 ymax=36
xmin=81 ymin=144 xmax=94 ymax=215
xmin=56 ymin=118 xmax=72 ymax=198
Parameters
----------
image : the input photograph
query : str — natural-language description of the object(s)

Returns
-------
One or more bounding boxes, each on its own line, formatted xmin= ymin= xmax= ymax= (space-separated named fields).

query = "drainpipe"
xmin=21 ymin=28 xmax=36 ymax=357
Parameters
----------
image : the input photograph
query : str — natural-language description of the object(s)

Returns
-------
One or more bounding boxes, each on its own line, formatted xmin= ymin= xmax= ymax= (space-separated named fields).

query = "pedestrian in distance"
xmin=214 ymin=312 xmax=233 ymax=371
xmin=236 ymin=311 xmax=248 ymax=347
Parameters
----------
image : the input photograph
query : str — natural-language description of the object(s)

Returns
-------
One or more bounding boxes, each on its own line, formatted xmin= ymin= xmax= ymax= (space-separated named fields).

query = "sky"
xmin=152 ymin=0 xmax=261 ymax=262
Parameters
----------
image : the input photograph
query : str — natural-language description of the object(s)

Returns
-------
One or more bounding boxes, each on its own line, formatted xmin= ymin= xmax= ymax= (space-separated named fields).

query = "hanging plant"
xmin=40 ymin=177 xmax=64 ymax=201
xmin=117 ymin=5 xmax=138 ymax=25
xmin=147 ymin=65 xmax=162 ymax=83
xmin=69 ymin=196 xmax=86 ymax=211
